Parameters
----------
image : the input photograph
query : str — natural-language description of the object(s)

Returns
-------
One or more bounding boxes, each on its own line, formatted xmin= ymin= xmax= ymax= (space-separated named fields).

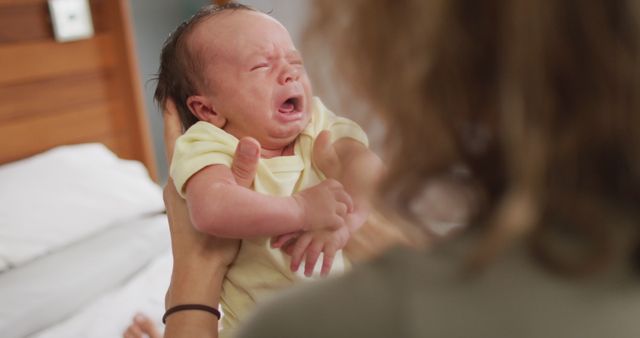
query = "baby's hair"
xmin=155 ymin=2 xmax=257 ymax=130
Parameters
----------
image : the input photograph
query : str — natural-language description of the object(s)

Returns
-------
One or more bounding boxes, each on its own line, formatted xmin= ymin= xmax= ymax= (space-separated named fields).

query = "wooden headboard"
xmin=0 ymin=0 xmax=157 ymax=180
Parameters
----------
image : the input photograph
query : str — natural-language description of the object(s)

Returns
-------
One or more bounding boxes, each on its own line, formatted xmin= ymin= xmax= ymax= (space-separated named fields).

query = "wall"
xmin=128 ymin=0 xmax=208 ymax=182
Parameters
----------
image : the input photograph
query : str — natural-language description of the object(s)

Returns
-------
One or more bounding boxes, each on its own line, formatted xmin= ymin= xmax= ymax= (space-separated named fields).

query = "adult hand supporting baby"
xmin=230 ymin=136 xmax=261 ymax=188
xmin=271 ymin=130 xmax=407 ymax=275
xmin=310 ymin=130 xmax=411 ymax=263
xmin=161 ymin=98 xmax=261 ymax=338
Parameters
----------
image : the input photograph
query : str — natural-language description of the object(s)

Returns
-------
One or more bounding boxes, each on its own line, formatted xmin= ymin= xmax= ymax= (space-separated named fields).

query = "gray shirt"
xmin=237 ymin=238 xmax=640 ymax=338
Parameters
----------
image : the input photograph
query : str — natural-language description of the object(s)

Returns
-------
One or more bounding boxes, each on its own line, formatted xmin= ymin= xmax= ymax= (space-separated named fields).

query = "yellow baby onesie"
xmin=170 ymin=97 xmax=368 ymax=337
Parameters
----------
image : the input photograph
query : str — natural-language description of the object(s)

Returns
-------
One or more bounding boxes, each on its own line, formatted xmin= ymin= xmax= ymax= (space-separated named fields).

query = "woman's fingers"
xmin=232 ymin=137 xmax=261 ymax=188
xmin=163 ymin=98 xmax=182 ymax=162
xmin=163 ymin=179 xmax=191 ymax=240
xmin=312 ymin=130 xmax=341 ymax=179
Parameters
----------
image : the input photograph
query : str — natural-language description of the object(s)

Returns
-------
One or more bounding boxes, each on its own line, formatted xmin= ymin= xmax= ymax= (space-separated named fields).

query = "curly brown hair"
xmin=154 ymin=2 xmax=255 ymax=130
xmin=306 ymin=0 xmax=640 ymax=276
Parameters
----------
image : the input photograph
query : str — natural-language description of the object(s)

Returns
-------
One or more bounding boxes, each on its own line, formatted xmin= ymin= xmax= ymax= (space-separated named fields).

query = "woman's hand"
xmin=310 ymin=130 xmax=411 ymax=263
xmin=162 ymin=99 xmax=261 ymax=338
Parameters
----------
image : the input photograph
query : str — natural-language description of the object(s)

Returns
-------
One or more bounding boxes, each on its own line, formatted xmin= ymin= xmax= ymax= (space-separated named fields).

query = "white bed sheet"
xmin=0 ymin=214 xmax=170 ymax=338
xmin=30 ymin=250 xmax=172 ymax=338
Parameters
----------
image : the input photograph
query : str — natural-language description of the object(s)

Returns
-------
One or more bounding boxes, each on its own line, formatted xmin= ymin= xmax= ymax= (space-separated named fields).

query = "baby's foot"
xmin=122 ymin=313 xmax=161 ymax=338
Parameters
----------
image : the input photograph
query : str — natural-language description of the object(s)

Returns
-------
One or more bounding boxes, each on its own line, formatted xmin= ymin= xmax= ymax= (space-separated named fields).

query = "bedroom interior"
xmin=0 ymin=1 xmax=167 ymax=337
xmin=0 ymin=1 xmax=317 ymax=337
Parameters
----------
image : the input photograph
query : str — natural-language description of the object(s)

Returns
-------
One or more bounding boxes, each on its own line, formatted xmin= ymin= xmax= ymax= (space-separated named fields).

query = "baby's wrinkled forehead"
xmin=191 ymin=10 xmax=296 ymax=56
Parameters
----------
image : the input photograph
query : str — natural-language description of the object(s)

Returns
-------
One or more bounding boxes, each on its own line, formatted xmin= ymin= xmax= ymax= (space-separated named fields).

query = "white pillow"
xmin=0 ymin=143 xmax=164 ymax=271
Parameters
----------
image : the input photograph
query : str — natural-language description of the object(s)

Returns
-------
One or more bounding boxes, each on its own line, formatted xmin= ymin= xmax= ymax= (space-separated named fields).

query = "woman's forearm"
xmin=164 ymin=257 xmax=228 ymax=338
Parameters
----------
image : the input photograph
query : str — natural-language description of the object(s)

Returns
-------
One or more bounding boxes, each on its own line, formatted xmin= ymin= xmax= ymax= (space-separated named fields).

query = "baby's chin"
xmin=266 ymin=121 xmax=308 ymax=146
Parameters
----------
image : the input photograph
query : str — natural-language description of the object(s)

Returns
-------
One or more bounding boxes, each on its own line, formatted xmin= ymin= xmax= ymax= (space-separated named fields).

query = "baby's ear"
xmin=186 ymin=95 xmax=226 ymax=128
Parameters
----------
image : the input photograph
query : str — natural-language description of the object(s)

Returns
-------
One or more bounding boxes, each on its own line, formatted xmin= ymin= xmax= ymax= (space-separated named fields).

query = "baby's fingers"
xmin=335 ymin=202 xmax=348 ymax=218
xmin=271 ymin=231 xmax=300 ymax=249
xmin=304 ymin=240 xmax=325 ymax=277
xmin=290 ymin=234 xmax=313 ymax=272
xmin=281 ymin=239 xmax=296 ymax=256
xmin=320 ymin=247 xmax=337 ymax=277
xmin=333 ymin=187 xmax=354 ymax=213
xmin=330 ymin=214 xmax=348 ymax=230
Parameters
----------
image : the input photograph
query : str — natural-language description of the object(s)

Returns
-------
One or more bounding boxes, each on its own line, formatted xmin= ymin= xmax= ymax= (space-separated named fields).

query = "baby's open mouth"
xmin=278 ymin=96 xmax=302 ymax=114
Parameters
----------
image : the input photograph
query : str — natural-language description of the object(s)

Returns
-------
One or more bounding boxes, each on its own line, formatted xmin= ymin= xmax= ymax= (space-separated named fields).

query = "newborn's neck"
xmin=260 ymin=142 xmax=295 ymax=159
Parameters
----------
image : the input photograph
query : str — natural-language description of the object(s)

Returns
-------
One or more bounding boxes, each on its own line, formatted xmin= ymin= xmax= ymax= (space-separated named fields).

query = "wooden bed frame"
xmin=0 ymin=0 xmax=157 ymax=180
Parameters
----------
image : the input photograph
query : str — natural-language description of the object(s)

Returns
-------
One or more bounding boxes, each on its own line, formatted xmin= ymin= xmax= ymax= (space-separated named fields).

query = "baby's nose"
xmin=278 ymin=64 xmax=300 ymax=84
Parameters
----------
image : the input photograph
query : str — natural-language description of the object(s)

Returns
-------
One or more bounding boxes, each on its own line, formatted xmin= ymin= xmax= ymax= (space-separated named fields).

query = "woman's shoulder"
xmin=237 ymin=239 xmax=640 ymax=338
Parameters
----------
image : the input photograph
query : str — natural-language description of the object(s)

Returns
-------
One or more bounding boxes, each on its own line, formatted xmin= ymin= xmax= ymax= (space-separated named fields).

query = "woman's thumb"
xmin=313 ymin=130 xmax=341 ymax=179
xmin=232 ymin=137 xmax=260 ymax=188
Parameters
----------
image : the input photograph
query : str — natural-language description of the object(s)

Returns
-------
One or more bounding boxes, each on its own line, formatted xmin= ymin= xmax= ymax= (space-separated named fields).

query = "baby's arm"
xmin=185 ymin=164 xmax=353 ymax=238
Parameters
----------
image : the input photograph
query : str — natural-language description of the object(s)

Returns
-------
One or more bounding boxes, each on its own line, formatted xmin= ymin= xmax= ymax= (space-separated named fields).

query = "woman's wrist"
xmin=163 ymin=262 xmax=226 ymax=338
xmin=162 ymin=218 xmax=232 ymax=338
xmin=164 ymin=310 xmax=219 ymax=338
xmin=166 ymin=260 xmax=228 ymax=308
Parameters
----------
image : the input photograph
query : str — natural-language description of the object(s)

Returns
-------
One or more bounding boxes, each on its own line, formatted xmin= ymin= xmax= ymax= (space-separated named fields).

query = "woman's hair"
xmin=154 ymin=3 xmax=255 ymax=130
xmin=306 ymin=0 xmax=640 ymax=276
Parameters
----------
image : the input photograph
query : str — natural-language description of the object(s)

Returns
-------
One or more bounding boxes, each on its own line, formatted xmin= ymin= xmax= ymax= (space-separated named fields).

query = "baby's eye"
xmin=290 ymin=59 xmax=303 ymax=66
xmin=250 ymin=63 xmax=269 ymax=71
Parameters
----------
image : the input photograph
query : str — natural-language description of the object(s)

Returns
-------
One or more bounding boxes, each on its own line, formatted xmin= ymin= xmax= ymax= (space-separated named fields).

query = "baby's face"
xmin=191 ymin=10 xmax=312 ymax=151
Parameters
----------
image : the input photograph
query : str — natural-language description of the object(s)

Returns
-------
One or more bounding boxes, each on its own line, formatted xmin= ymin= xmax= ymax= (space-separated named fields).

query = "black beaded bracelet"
xmin=162 ymin=304 xmax=221 ymax=324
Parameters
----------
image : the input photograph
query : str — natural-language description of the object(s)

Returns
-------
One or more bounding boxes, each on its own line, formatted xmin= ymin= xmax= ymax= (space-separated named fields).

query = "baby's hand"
xmin=293 ymin=179 xmax=354 ymax=231
xmin=287 ymin=226 xmax=351 ymax=277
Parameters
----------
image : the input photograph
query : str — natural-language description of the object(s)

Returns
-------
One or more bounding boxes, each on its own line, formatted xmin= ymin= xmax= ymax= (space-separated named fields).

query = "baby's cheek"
xmin=301 ymin=73 xmax=313 ymax=95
